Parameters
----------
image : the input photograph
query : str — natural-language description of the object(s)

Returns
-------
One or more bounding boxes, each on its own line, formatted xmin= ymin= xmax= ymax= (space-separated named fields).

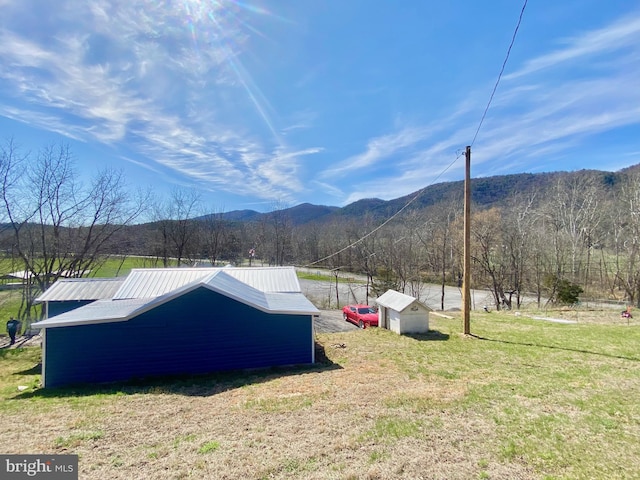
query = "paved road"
xmin=299 ymin=276 xmax=529 ymax=312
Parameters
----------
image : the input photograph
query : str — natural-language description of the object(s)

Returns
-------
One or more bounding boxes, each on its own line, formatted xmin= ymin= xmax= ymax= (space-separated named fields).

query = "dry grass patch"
xmin=1 ymin=313 xmax=639 ymax=479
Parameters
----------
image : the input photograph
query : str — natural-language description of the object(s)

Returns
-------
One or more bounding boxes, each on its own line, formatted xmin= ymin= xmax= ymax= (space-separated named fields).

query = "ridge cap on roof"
xmin=56 ymin=277 xmax=124 ymax=282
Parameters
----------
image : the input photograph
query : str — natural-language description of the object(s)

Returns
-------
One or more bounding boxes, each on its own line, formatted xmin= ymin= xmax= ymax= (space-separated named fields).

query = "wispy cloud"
xmin=1 ymin=2 xmax=639 ymax=209
xmin=504 ymin=13 xmax=640 ymax=80
xmin=0 ymin=0 xmax=308 ymax=203
xmin=330 ymin=10 xmax=640 ymax=203
xmin=318 ymin=126 xmax=438 ymax=180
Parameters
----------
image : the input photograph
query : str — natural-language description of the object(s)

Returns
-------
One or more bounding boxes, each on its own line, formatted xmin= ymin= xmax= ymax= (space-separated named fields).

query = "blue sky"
xmin=1 ymin=1 xmax=639 ymax=212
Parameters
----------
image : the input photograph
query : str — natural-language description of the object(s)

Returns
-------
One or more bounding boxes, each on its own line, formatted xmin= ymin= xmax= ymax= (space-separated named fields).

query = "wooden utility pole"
xmin=331 ymin=267 xmax=341 ymax=307
xmin=462 ymin=146 xmax=471 ymax=335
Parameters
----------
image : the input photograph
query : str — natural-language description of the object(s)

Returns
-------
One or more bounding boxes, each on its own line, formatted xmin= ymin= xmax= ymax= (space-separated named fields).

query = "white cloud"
xmin=0 ymin=0 xmax=313 ymax=204
xmin=505 ymin=13 xmax=640 ymax=80
xmin=318 ymin=126 xmax=435 ymax=180
xmin=334 ymin=10 xmax=640 ymax=204
xmin=2 ymin=2 xmax=639 ymax=209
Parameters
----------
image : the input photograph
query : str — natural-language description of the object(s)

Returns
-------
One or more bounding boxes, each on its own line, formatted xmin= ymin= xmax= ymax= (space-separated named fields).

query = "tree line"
xmin=2 ymin=139 xmax=639 ymax=323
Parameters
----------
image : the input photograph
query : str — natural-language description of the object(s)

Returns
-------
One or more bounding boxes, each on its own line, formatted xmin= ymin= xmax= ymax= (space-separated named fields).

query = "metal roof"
xmin=376 ymin=290 xmax=430 ymax=312
xmin=35 ymin=277 xmax=126 ymax=302
xmin=113 ymin=266 xmax=301 ymax=300
xmin=224 ymin=267 xmax=301 ymax=293
xmin=198 ymin=271 xmax=317 ymax=315
xmin=33 ymin=270 xmax=318 ymax=329
xmin=31 ymin=298 xmax=150 ymax=328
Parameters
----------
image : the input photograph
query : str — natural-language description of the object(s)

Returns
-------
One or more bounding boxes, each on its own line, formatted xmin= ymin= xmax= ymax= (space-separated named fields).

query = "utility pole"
xmin=463 ymin=146 xmax=471 ymax=335
xmin=331 ymin=267 xmax=341 ymax=307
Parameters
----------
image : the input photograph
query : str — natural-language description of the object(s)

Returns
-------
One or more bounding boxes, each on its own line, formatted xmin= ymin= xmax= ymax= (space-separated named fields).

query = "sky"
xmin=1 ymin=1 xmax=639 ymax=213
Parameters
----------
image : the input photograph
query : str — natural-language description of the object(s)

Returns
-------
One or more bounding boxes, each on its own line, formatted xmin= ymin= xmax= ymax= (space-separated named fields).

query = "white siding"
xmin=377 ymin=289 xmax=430 ymax=335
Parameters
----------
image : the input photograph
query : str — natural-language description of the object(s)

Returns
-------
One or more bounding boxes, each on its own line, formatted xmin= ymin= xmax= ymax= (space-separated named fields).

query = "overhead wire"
xmin=302 ymin=0 xmax=528 ymax=268
xmin=303 ymin=151 xmax=463 ymax=268
xmin=471 ymin=0 xmax=528 ymax=147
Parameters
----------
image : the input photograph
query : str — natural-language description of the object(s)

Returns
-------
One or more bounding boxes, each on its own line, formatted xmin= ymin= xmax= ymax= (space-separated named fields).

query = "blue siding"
xmin=48 ymin=300 xmax=94 ymax=317
xmin=43 ymin=288 xmax=313 ymax=387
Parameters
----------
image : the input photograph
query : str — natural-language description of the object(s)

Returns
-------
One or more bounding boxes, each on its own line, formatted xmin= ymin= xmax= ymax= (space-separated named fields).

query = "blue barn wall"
xmin=43 ymin=287 xmax=313 ymax=387
xmin=48 ymin=300 xmax=94 ymax=318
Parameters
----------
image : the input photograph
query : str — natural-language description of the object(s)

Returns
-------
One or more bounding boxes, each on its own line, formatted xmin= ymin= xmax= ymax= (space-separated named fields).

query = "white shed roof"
xmin=376 ymin=290 xmax=430 ymax=312
xmin=112 ymin=266 xmax=301 ymax=300
xmin=32 ymin=270 xmax=318 ymax=329
xmin=35 ymin=277 xmax=126 ymax=302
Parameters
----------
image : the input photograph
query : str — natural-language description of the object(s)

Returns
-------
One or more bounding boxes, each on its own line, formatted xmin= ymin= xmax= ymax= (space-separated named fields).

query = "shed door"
xmin=380 ymin=307 xmax=389 ymax=329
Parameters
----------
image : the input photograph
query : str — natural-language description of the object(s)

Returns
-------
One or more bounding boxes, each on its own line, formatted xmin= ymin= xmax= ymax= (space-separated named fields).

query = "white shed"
xmin=376 ymin=290 xmax=430 ymax=334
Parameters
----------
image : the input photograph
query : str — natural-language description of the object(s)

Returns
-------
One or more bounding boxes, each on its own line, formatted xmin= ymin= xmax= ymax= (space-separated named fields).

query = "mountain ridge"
xmin=215 ymin=167 xmax=629 ymax=226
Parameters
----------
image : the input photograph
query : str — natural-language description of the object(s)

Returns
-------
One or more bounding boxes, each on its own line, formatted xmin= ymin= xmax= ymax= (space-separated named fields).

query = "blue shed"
xmin=32 ymin=269 xmax=319 ymax=388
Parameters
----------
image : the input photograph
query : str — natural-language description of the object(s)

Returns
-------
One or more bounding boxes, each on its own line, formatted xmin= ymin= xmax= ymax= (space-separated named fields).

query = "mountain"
xmin=210 ymin=209 xmax=262 ymax=222
xmin=217 ymin=167 xmax=630 ymax=226
xmin=271 ymin=203 xmax=339 ymax=225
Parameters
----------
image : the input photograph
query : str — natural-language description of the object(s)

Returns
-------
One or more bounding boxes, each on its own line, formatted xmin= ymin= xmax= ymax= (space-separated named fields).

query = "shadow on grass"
xmin=404 ymin=330 xmax=450 ymax=342
xmin=13 ymin=363 xmax=42 ymax=376
xmin=470 ymin=334 xmax=640 ymax=362
xmin=11 ymin=342 xmax=342 ymax=400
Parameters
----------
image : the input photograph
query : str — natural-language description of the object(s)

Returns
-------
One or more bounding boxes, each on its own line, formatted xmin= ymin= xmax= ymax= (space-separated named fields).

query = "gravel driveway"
xmin=314 ymin=309 xmax=359 ymax=333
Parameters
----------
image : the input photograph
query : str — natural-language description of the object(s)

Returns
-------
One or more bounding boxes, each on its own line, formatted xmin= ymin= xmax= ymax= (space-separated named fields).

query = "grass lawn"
xmin=90 ymin=256 xmax=177 ymax=278
xmin=0 ymin=313 xmax=639 ymax=479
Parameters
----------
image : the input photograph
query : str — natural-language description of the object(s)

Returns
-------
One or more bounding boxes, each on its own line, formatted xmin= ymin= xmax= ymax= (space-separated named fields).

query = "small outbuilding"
xmin=376 ymin=290 xmax=430 ymax=334
xmin=32 ymin=267 xmax=319 ymax=388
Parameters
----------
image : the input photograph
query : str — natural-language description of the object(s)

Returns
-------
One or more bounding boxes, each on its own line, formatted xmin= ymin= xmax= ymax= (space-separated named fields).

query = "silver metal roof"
xmin=376 ymin=290 xmax=430 ymax=312
xmin=33 ymin=269 xmax=318 ymax=329
xmin=35 ymin=277 xmax=126 ymax=302
xmin=224 ymin=267 xmax=301 ymax=293
xmin=113 ymin=266 xmax=301 ymax=300
xmin=32 ymin=298 xmax=150 ymax=328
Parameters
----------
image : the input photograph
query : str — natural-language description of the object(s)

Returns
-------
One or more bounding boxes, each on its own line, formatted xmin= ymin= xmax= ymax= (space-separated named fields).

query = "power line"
xmin=471 ymin=0 xmax=528 ymax=147
xmin=301 ymin=0 xmax=529 ymax=269
xmin=303 ymin=150 xmax=464 ymax=268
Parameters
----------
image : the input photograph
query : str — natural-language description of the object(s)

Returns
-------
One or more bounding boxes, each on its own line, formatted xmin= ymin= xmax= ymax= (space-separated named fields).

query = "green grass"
xmin=241 ymin=395 xmax=314 ymax=413
xmin=0 ymin=347 xmax=41 ymax=403
xmin=90 ymin=255 xmax=177 ymax=278
xmin=0 ymin=255 xmax=171 ymax=324
xmin=373 ymin=315 xmax=640 ymax=478
xmin=1 ymin=313 xmax=639 ymax=479
xmin=55 ymin=430 xmax=104 ymax=448
xmin=360 ymin=416 xmax=423 ymax=443
xmin=296 ymin=271 xmax=365 ymax=283
xmin=0 ymin=290 xmax=26 ymax=325
xmin=197 ymin=440 xmax=220 ymax=454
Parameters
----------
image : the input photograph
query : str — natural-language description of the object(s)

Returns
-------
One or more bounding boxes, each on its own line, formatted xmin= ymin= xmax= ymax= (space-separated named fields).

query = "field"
xmin=1 ymin=311 xmax=639 ymax=479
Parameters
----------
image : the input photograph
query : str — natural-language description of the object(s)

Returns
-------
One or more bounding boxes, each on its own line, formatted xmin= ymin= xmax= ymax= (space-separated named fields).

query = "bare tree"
xmin=345 ymin=214 xmax=381 ymax=303
xmin=258 ymin=201 xmax=293 ymax=266
xmin=200 ymin=208 xmax=243 ymax=266
xmin=417 ymin=205 xmax=461 ymax=311
xmin=152 ymin=188 xmax=202 ymax=267
xmin=614 ymin=172 xmax=640 ymax=306
xmin=470 ymin=208 xmax=512 ymax=310
xmin=548 ymin=174 xmax=601 ymax=281
xmin=501 ymin=192 xmax=538 ymax=309
xmin=0 ymin=141 xmax=147 ymax=323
